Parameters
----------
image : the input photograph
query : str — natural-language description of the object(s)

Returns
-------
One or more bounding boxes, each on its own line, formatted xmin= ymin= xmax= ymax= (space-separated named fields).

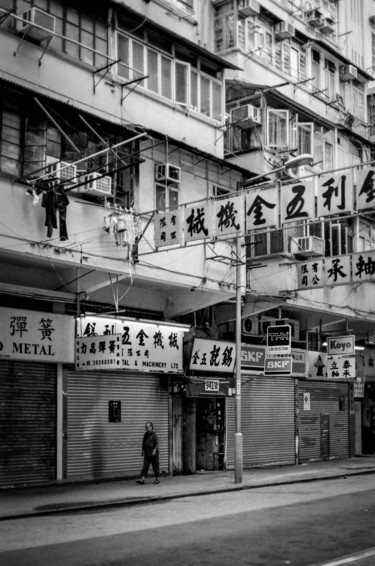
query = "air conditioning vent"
xmin=155 ymin=163 xmax=181 ymax=183
xmin=275 ymin=22 xmax=295 ymax=40
xmin=340 ymin=64 xmax=357 ymax=81
xmin=320 ymin=17 xmax=335 ymax=34
xmin=45 ymin=159 xmax=77 ymax=185
xmin=16 ymin=8 xmax=55 ymax=40
xmin=295 ymin=236 xmax=325 ymax=257
xmin=78 ymin=172 xmax=112 ymax=195
xmin=238 ymin=0 xmax=260 ymax=18
xmin=306 ymin=9 xmax=324 ymax=28
xmin=230 ymin=104 xmax=261 ymax=128
xmin=242 ymin=317 xmax=257 ymax=335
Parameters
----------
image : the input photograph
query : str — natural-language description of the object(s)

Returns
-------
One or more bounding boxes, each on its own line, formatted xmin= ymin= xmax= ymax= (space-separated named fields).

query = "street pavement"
xmin=1 ymin=456 xmax=375 ymax=521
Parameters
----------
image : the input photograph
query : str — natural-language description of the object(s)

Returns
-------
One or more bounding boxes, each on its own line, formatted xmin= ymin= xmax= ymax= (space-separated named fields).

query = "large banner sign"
xmin=154 ymin=165 xmax=375 ymax=248
xmin=0 ymin=307 xmax=75 ymax=362
xmin=76 ymin=317 xmax=185 ymax=373
xmin=189 ymin=338 xmax=236 ymax=373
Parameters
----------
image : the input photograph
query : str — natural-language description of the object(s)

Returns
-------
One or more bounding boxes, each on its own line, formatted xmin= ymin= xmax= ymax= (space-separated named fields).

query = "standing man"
xmin=136 ymin=421 xmax=160 ymax=485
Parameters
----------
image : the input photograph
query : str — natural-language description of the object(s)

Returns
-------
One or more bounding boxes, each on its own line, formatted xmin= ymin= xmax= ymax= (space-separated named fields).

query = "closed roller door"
xmin=299 ymin=381 xmax=350 ymax=462
xmin=66 ymin=370 xmax=169 ymax=479
xmin=225 ymin=376 xmax=295 ymax=469
xmin=243 ymin=376 xmax=295 ymax=467
xmin=0 ymin=361 xmax=56 ymax=487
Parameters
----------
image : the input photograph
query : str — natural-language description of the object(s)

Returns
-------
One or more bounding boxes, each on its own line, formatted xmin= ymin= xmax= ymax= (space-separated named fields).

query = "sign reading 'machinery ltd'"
xmin=0 ymin=307 xmax=75 ymax=362
xmin=76 ymin=316 xmax=185 ymax=373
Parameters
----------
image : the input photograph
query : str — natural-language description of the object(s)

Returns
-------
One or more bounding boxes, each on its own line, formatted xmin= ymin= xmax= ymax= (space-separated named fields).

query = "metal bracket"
xmin=92 ymin=59 xmax=121 ymax=94
xmin=120 ymin=75 xmax=148 ymax=104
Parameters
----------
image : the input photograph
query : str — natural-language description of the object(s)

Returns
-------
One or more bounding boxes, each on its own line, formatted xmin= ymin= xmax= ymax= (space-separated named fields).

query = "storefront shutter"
xmin=225 ymin=376 xmax=295 ymax=469
xmin=0 ymin=361 xmax=56 ymax=487
xmin=298 ymin=381 xmax=350 ymax=462
xmin=66 ymin=370 xmax=170 ymax=479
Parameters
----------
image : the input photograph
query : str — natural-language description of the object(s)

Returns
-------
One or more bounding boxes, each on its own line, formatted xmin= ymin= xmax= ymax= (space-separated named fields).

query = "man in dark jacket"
xmin=136 ymin=422 xmax=160 ymax=485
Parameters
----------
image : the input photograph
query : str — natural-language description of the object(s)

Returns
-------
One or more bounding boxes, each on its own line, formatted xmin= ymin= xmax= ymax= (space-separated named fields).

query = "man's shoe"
xmin=153 ymin=479 xmax=160 ymax=484
xmin=136 ymin=479 xmax=145 ymax=485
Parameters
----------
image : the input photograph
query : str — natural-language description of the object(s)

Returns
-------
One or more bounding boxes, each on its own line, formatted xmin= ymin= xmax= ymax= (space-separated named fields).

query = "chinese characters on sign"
xmin=76 ymin=317 xmax=185 ymax=373
xmin=153 ymin=165 xmax=375 ymax=250
xmin=0 ymin=307 xmax=75 ymax=362
xmin=297 ymin=252 xmax=375 ymax=289
xmin=326 ymin=334 xmax=356 ymax=379
xmin=189 ymin=338 xmax=236 ymax=373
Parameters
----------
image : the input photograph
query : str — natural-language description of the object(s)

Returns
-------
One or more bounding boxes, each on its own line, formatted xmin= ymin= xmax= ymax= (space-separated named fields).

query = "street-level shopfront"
xmin=0 ymin=307 xmax=75 ymax=487
xmin=67 ymin=316 xmax=187 ymax=481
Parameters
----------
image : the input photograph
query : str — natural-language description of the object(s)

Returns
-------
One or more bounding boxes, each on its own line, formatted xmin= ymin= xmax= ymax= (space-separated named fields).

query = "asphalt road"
xmin=1 ymin=475 xmax=375 ymax=566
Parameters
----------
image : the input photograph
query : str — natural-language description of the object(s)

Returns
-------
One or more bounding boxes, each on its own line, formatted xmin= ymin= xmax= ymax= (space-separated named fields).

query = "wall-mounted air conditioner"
xmin=79 ymin=172 xmax=112 ymax=195
xmin=295 ymin=236 xmax=325 ymax=257
xmin=238 ymin=0 xmax=260 ymax=18
xmin=155 ymin=163 xmax=181 ymax=183
xmin=242 ymin=317 xmax=258 ymax=335
xmin=369 ymin=15 xmax=375 ymax=25
xmin=16 ymin=8 xmax=55 ymax=40
xmin=45 ymin=159 xmax=77 ymax=185
xmin=340 ymin=64 xmax=357 ymax=81
xmin=231 ymin=104 xmax=261 ymax=128
xmin=306 ymin=9 xmax=324 ymax=28
xmin=275 ymin=22 xmax=295 ymax=40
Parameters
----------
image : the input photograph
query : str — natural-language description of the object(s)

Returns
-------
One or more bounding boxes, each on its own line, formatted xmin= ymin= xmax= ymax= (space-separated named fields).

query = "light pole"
xmin=234 ymin=152 xmax=314 ymax=484
xmin=242 ymin=154 xmax=314 ymax=189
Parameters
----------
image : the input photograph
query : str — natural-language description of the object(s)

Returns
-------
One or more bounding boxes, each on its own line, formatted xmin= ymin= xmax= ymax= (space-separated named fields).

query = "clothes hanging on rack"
xmin=40 ymin=182 xmax=70 ymax=240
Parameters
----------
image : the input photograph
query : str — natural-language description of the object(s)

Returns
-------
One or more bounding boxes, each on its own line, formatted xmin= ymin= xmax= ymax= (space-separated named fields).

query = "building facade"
xmin=1 ymin=0 xmax=375 ymax=487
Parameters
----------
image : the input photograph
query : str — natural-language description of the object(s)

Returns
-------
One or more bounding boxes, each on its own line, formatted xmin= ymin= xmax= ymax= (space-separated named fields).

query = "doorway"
xmin=196 ymin=398 xmax=225 ymax=471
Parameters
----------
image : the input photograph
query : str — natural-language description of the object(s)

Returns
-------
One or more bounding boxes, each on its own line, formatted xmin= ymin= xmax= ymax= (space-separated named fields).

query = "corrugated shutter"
xmin=242 ymin=376 xmax=295 ymax=467
xmin=225 ymin=376 xmax=295 ymax=469
xmin=0 ymin=361 xmax=56 ymax=487
xmin=66 ymin=370 xmax=169 ymax=479
xmin=298 ymin=381 xmax=350 ymax=463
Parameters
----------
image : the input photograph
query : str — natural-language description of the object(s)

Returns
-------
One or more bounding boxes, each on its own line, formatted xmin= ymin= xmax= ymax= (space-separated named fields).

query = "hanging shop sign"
xmin=189 ymin=338 xmax=236 ymax=373
xmin=297 ymin=251 xmax=375 ymax=290
xmin=0 ymin=307 xmax=75 ymax=362
xmin=264 ymin=356 xmax=292 ymax=375
xmin=205 ymin=379 xmax=220 ymax=392
xmin=266 ymin=324 xmax=291 ymax=354
xmin=327 ymin=355 xmax=356 ymax=379
xmin=327 ymin=336 xmax=355 ymax=356
xmin=154 ymin=164 xmax=375 ymax=250
xmin=241 ymin=345 xmax=307 ymax=376
xmin=76 ymin=316 xmax=186 ymax=373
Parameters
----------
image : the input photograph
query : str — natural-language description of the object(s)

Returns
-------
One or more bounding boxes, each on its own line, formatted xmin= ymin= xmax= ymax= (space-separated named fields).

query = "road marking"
xmin=314 ymin=547 xmax=375 ymax=566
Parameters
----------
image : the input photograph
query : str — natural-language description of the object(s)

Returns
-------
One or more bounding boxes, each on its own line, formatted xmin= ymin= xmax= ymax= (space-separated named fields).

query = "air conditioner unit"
xmin=275 ymin=22 xmax=295 ymax=40
xmin=369 ymin=15 xmax=375 ymax=26
xmin=230 ymin=104 xmax=261 ymax=128
xmin=238 ymin=0 xmax=260 ymax=18
xmin=80 ymin=172 xmax=112 ymax=196
xmin=295 ymin=236 xmax=325 ymax=257
xmin=155 ymin=163 xmax=181 ymax=183
xmin=306 ymin=9 xmax=324 ymax=28
xmin=45 ymin=159 xmax=77 ymax=185
xmin=242 ymin=317 xmax=258 ymax=335
xmin=340 ymin=64 xmax=358 ymax=81
xmin=16 ymin=8 xmax=55 ymax=40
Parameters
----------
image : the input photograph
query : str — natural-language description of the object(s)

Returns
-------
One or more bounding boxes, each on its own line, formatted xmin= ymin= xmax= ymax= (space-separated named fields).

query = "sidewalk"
xmin=1 ymin=456 xmax=375 ymax=521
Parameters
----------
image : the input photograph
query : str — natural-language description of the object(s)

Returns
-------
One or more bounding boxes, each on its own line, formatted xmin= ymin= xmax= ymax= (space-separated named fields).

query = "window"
xmin=267 ymin=109 xmax=289 ymax=149
xmin=298 ymin=123 xmax=313 ymax=155
xmin=323 ymin=58 xmax=336 ymax=100
xmin=116 ymin=32 xmax=223 ymax=121
xmin=311 ymin=50 xmax=321 ymax=92
xmin=156 ymin=182 xmax=179 ymax=211
xmin=247 ymin=227 xmax=285 ymax=258
xmin=324 ymin=219 xmax=353 ymax=257
xmin=343 ymin=81 xmax=365 ymax=121
xmin=314 ymin=126 xmax=334 ymax=170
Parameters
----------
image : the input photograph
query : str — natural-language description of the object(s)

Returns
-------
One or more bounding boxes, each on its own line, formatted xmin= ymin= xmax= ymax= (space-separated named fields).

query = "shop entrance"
xmin=196 ymin=398 xmax=225 ymax=471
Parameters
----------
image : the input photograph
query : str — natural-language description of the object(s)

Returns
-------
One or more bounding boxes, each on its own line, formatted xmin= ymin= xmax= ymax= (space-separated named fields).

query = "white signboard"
xmin=0 ymin=307 xmax=75 ymax=362
xmin=327 ymin=356 xmax=356 ymax=379
xmin=327 ymin=336 xmax=355 ymax=356
xmin=205 ymin=379 xmax=220 ymax=392
xmin=76 ymin=334 xmax=122 ymax=369
xmin=76 ymin=317 xmax=185 ymax=373
xmin=189 ymin=338 xmax=236 ymax=373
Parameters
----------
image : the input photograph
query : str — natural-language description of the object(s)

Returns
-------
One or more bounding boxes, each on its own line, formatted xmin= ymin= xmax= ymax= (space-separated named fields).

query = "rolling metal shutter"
xmin=242 ymin=376 xmax=295 ymax=467
xmin=298 ymin=381 xmax=350 ymax=463
xmin=66 ymin=370 xmax=170 ymax=479
xmin=0 ymin=361 xmax=56 ymax=487
xmin=225 ymin=376 xmax=295 ymax=469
